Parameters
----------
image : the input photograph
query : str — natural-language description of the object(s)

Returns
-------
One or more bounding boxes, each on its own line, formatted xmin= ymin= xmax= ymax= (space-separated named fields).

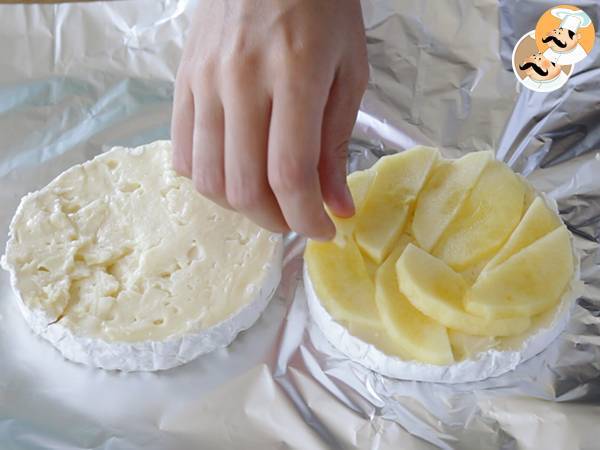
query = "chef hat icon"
xmin=551 ymin=7 xmax=592 ymax=33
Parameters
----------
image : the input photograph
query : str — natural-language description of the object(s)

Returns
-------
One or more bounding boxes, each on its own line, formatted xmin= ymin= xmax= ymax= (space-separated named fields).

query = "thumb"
xmin=319 ymin=70 xmax=367 ymax=218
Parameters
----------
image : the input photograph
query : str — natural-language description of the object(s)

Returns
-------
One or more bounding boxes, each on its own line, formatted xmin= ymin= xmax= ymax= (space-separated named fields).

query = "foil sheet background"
xmin=1 ymin=1 xmax=599 ymax=448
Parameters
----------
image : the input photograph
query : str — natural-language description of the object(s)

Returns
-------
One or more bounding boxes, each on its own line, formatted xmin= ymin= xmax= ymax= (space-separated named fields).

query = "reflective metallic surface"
xmin=1 ymin=1 xmax=599 ymax=449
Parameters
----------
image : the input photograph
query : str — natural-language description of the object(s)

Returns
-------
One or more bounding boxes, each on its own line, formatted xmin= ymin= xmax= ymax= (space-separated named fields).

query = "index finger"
xmin=267 ymin=76 xmax=335 ymax=241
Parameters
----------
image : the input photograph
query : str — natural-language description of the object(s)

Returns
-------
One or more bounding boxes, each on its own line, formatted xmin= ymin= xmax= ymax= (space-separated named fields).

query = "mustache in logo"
xmin=542 ymin=35 xmax=567 ymax=48
xmin=519 ymin=62 xmax=549 ymax=76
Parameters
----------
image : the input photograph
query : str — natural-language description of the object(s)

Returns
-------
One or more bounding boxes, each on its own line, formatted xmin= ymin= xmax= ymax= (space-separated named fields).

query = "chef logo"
xmin=512 ymin=5 xmax=595 ymax=93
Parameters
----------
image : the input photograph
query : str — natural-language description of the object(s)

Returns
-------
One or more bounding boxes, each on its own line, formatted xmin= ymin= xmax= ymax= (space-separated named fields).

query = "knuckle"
xmin=280 ymin=68 xmax=325 ymax=99
xmin=172 ymin=155 xmax=190 ymax=177
xmin=283 ymin=48 xmax=312 ymax=70
xmin=220 ymin=43 xmax=260 ymax=77
xmin=194 ymin=171 xmax=225 ymax=199
xmin=219 ymin=55 xmax=262 ymax=93
xmin=331 ymin=140 xmax=350 ymax=161
xmin=276 ymin=31 xmax=304 ymax=62
xmin=190 ymin=58 xmax=217 ymax=89
xmin=201 ymin=56 xmax=219 ymax=76
xmin=275 ymin=49 xmax=325 ymax=88
xmin=322 ymin=139 xmax=349 ymax=171
xmin=228 ymin=31 xmax=254 ymax=59
xmin=221 ymin=54 xmax=248 ymax=75
xmin=226 ymin=181 xmax=265 ymax=211
xmin=277 ymin=28 xmax=320 ymax=63
xmin=269 ymin=159 xmax=313 ymax=195
xmin=190 ymin=74 xmax=213 ymax=96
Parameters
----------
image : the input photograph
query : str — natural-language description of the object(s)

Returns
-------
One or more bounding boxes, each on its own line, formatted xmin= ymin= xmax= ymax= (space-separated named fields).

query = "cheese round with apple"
xmin=304 ymin=147 xmax=576 ymax=380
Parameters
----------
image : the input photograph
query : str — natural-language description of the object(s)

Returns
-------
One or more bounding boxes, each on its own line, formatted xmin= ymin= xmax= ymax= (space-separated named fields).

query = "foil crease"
xmin=0 ymin=1 xmax=599 ymax=449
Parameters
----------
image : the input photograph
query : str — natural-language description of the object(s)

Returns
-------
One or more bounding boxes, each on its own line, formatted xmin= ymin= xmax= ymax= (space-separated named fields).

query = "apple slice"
xmin=326 ymin=169 xmax=375 ymax=247
xmin=433 ymin=160 xmax=525 ymax=271
xmin=363 ymin=254 xmax=379 ymax=282
xmin=448 ymin=330 xmax=497 ymax=361
xmin=375 ymin=243 xmax=454 ymax=365
xmin=305 ymin=238 xmax=379 ymax=327
xmin=466 ymin=226 xmax=573 ymax=319
xmin=396 ymin=244 xmax=531 ymax=336
xmin=483 ymin=196 xmax=561 ymax=272
xmin=355 ymin=146 xmax=438 ymax=263
xmin=497 ymin=307 xmax=557 ymax=351
xmin=346 ymin=321 xmax=410 ymax=360
xmin=412 ymin=151 xmax=492 ymax=251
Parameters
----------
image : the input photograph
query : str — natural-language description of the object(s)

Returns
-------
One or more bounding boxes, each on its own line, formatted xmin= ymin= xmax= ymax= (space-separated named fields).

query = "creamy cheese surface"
xmin=5 ymin=141 xmax=281 ymax=343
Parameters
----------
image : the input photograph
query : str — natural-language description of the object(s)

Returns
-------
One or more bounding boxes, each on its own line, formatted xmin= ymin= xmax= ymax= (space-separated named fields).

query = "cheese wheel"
xmin=2 ymin=141 xmax=282 ymax=371
xmin=304 ymin=147 xmax=581 ymax=382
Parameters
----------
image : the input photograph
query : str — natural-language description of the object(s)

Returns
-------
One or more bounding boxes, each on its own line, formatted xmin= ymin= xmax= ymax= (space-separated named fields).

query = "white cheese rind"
xmin=6 ymin=250 xmax=281 ymax=371
xmin=3 ymin=141 xmax=283 ymax=371
xmin=304 ymin=194 xmax=582 ymax=383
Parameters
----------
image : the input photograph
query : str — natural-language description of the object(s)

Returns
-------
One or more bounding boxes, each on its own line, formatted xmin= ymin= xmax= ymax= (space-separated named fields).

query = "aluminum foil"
xmin=1 ymin=1 xmax=599 ymax=449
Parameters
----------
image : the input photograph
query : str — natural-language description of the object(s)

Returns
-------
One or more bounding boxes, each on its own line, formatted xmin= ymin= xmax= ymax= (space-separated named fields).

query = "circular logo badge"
xmin=512 ymin=30 xmax=573 ymax=93
xmin=536 ymin=5 xmax=595 ymax=66
xmin=512 ymin=5 xmax=594 ymax=93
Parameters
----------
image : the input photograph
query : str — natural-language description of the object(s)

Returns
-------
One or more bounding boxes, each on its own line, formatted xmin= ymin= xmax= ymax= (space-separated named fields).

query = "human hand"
xmin=171 ymin=0 xmax=368 ymax=240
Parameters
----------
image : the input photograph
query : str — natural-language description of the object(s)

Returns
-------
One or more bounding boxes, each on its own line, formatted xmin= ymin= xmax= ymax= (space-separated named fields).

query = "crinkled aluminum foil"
xmin=0 ymin=1 xmax=599 ymax=449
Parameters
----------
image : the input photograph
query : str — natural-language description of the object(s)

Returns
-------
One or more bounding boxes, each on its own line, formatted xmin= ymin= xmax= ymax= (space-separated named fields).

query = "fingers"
xmin=222 ymin=75 xmax=289 ymax=233
xmin=319 ymin=66 xmax=368 ymax=218
xmin=190 ymin=75 xmax=230 ymax=210
xmin=175 ymin=0 xmax=369 ymax=240
xmin=171 ymin=70 xmax=194 ymax=177
xmin=177 ymin=62 xmax=366 ymax=240
xmin=268 ymin=76 xmax=336 ymax=241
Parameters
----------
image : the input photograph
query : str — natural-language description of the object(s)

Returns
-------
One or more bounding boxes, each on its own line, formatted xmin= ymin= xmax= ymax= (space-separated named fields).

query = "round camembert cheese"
xmin=2 ymin=140 xmax=282 ymax=371
xmin=304 ymin=146 xmax=579 ymax=382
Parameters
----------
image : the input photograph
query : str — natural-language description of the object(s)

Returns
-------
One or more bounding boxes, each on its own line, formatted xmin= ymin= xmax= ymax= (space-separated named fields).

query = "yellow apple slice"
xmin=375 ymin=243 xmax=453 ymax=365
xmin=522 ymin=179 xmax=538 ymax=212
xmin=433 ymin=160 xmax=525 ymax=271
xmin=412 ymin=151 xmax=492 ymax=251
xmin=483 ymin=196 xmax=561 ymax=272
xmin=355 ymin=146 xmax=438 ymax=263
xmin=363 ymin=254 xmax=379 ymax=282
xmin=448 ymin=330 xmax=497 ymax=361
xmin=365 ymin=233 xmax=414 ymax=282
xmin=466 ymin=226 xmax=573 ymax=319
xmin=305 ymin=238 xmax=379 ymax=327
xmin=326 ymin=169 xmax=375 ymax=247
xmin=396 ymin=244 xmax=531 ymax=336
xmin=346 ymin=321 xmax=411 ymax=360
xmin=497 ymin=307 xmax=557 ymax=351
